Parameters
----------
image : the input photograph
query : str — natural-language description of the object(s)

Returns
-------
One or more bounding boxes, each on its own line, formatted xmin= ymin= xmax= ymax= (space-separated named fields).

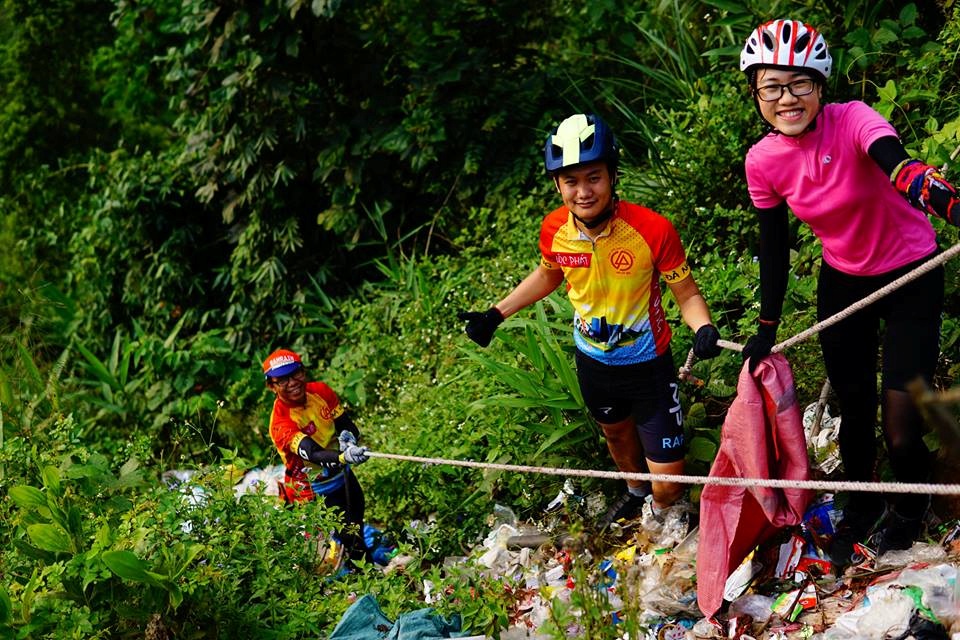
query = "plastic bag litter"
xmin=894 ymin=564 xmax=959 ymax=625
xmin=803 ymin=402 xmax=841 ymax=474
xmin=624 ymin=528 xmax=700 ymax=617
xmin=232 ymin=465 xmax=283 ymax=497
xmin=876 ymin=542 xmax=949 ymax=569
xmin=822 ymin=585 xmax=914 ymax=639
xmin=728 ymin=594 xmax=775 ymax=625
xmin=544 ymin=479 xmax=576 ymax=514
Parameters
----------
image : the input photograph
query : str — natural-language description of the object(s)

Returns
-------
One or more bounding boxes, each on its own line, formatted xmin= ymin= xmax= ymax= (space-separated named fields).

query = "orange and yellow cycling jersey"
xmin=269 ymin=381 xmax=345 ymax=502
xmin=539 ymin=200 xmax=691 ymax=365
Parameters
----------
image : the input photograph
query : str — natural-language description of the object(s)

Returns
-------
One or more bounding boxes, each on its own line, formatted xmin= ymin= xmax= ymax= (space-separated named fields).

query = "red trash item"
xmin=696 ymin=354 xmax=814 ymax=618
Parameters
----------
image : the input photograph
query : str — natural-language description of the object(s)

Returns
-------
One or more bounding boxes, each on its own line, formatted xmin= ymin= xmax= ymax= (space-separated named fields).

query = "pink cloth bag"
xmin=696 ymin=353 xmax=814 ymax=618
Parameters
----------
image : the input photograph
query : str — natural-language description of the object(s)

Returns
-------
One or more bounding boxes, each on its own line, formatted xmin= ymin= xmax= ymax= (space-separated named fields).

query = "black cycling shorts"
xmin=575 ymin=349 xmax=685 ymax=463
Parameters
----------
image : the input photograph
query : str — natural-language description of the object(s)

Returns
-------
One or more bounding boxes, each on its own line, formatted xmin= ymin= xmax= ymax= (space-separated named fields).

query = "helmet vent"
xmin=795 ymin=33 xmax=810 ymax=53
xmin=781 ymin=22 xmax=792 ymax=43
xmin=762 ymin=31 xmax=774 ymax=51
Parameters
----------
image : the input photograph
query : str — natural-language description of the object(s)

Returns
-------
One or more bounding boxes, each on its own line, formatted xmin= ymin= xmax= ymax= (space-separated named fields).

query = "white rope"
xmin=679 ymin=242 xmax=960 ymax=379
xmin=446 ymin=243 xmax=960 ymax=497
xmin=773 ymin=243 xmax=960 ymax=353
xmin=366 ymin=451 xmax=960 ymax=495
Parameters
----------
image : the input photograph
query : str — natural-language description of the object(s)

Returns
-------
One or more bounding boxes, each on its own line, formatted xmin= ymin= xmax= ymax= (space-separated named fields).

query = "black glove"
xmin=457 ymin=307 xmax=504 ymax=347
xmin=693 ymin=324 xmax=722 ymax=360
xmin=742 ymin=321 xmax=778 ymax=373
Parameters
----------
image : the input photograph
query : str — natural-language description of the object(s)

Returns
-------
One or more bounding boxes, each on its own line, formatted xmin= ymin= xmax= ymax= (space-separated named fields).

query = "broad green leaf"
xmin=0 ymin=587 xmax=11 ymax=624
xmin=902 ymin=26 xmax=926 ymax=40
xmin=688 ymin=437 xmax=718 ymax=463
xmin=171 ymin=544 xmax=205 ymax=578
xmin=67 ymin=506 xmax=83 ymax=537
xmin=899 ymin=3 xmax=918 ymax=26
xmin=41 ymin=465 xmax=62 ymax=496
xmin=877 ymin=80 xmax=898 ymax=102
xmin=74 ymin=341 xmax=120 ymax=391
xmin=8 ymin=485 xmax=45 ymax=509
xmin=102 ymin=550 xmax=161 ymax=586
xmin=119 ymin=457 xmax=140 ymax=478
xmin=27 ymin=523 xmax=72 ymax=553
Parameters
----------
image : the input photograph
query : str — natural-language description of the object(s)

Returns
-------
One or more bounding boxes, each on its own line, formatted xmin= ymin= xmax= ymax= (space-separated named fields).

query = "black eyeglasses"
xmin=268 ymin=369 xmax=305 ymax=387
xmin=754 ymin=78 xmax=816 ymax=102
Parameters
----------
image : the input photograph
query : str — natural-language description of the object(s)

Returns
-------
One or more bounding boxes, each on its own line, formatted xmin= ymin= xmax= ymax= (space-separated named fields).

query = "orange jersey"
xmin=269 ymin=381 xmax=345 ymax=501
xmin=539 ymin=200 xmax=690 ymax=364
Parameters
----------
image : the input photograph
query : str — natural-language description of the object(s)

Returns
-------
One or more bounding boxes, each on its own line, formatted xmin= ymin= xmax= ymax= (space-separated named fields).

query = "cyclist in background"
xmin=262 ymin=348 xmax=370 ymax=561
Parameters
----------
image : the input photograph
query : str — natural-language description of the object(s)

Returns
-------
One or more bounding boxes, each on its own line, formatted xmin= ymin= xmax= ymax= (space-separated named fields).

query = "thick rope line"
xmin=773 ymin=242 xmax=960 ymax=353
xmin=679 ymin=243 xmax=960 ymax=377
xmin=366 ymin=451 xmax=960 ymax=495
xmin=423 ymin=245 xmax=960 ymax=496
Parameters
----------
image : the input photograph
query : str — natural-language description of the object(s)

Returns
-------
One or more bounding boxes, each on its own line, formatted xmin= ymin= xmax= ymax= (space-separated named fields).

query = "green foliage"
xmin=0 ymin=0 xmax=115 ymax=184
xmin=3 ymin=0 xmax=960 ymax=636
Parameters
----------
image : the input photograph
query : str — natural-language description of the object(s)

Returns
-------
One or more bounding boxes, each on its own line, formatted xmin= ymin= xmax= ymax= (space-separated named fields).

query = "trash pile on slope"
xmin=166 ymin=406 xmax=960 ymax=640
xmin=442 ymin=494 xmax=960 ymax=639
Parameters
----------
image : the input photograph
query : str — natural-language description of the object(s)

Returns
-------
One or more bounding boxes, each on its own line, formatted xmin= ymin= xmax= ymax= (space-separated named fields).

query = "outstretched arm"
xmin=871 ymin=135 xmax=960 ymax=226
xmin=494 ymin=265 xmax=564 ymax=318
xmin=458 ymin=265 xmax=564 ymax=347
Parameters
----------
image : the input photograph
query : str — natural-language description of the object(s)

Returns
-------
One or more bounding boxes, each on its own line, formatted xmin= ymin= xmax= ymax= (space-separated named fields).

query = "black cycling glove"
xmin=742 ymin=321 xmax=778 ymax=374
xmin=693 ymin=324 xmax=722 ymax=360
xmin=458 ymin=307 xmax=504 ymax=347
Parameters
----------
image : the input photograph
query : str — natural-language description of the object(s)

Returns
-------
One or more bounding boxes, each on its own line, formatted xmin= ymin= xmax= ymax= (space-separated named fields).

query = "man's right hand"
xmin=457 ymin=307 xmax=504 ymax=347
xmin=341 ymin=444 xmax=369 ymax=465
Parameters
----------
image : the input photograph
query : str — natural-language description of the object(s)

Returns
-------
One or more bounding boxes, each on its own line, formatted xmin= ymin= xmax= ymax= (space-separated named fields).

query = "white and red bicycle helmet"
xmin=740 ymin=19 xmax=832 ymax=82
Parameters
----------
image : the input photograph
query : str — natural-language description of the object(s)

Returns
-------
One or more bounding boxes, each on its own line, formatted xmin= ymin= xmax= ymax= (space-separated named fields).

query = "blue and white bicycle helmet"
xmin=544 ymin=113 xmax=619 ymax=174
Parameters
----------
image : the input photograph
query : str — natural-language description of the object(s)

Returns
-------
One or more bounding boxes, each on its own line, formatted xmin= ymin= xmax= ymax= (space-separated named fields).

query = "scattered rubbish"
xmin=803 ymin=402 xmax=841 ymax=475
xmin=723 ymin=550 xmax=762 ymax=602
xmin=163 ymin=468 xmax=960 ymax=639
xmin=544 ymin=479 xmax=576 ymax=513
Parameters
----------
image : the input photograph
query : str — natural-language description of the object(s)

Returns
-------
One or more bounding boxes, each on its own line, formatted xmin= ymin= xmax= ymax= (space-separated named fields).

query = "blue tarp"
xmin=329 ymin=594 xmax=469 ymax=640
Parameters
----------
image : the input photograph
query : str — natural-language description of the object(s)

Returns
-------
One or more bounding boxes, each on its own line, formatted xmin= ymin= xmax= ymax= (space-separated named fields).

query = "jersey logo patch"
xmin=301 ymin=421 xmax=317 ymax=436
xmin=554 ymin=252 xmax=592 ymax=267
xmin=609 ymin=249 xmax=635 ymax=273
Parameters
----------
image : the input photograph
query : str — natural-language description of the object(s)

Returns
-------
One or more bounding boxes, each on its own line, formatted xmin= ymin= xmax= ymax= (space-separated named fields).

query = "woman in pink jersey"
xmin=739 ymin=19 xmax=960 ymax=567
xmin=459 ymin=113 xmax=722 ymax=527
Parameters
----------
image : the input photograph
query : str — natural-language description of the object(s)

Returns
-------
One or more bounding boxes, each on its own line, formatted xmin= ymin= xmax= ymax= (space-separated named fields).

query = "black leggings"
xmin=321 ymin=470 xmax=367 ymax=561
xmin=817 ymin=255 xmax=943 ymax=517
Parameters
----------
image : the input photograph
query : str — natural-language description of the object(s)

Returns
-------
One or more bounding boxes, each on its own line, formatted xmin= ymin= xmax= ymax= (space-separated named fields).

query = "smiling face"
xmin=755 ymin=67 xmax=822 ymax=136
xmin=554 ymin=160 xmax=614 ymax=225
xmin=266 ymin=368 xmax=307 ymax=407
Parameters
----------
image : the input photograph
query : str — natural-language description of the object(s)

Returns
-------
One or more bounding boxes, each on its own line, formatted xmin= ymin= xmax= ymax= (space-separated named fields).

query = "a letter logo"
xmin=610 ymin=249 xmax=635 ymax=273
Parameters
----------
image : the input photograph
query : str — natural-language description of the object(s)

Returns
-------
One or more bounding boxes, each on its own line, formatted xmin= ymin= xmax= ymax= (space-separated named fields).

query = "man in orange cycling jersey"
xmin=262 ymin=348 xmax=370 ymax=560
xmin=459 ymin=113 xmax=722 ymax=526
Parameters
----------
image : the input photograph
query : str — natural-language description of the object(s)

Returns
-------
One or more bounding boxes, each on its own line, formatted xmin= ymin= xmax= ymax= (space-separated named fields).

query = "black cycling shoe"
xmin=600 ymin=489 xmax=650 ymax=527
xmin=829 ymin=496 xmax=885 ymax=568
xmin=876 ymin=510 xmax=924 ymax=557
